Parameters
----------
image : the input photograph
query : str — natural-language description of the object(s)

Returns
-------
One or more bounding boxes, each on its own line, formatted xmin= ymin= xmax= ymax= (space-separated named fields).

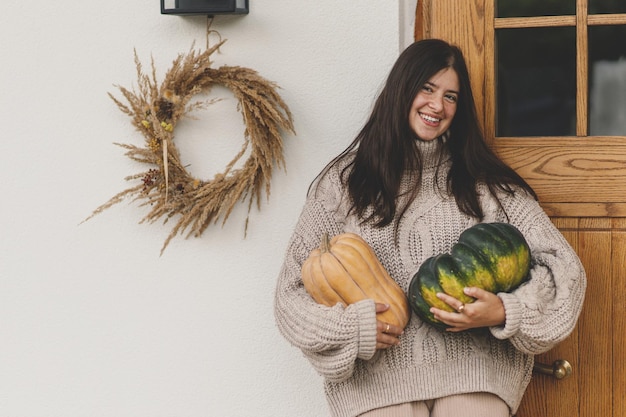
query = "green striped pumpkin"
xmin=408 ymin=222 xmax=531 ymax=328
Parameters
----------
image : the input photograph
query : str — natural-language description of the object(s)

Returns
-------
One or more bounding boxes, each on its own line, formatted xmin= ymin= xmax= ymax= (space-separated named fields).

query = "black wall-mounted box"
xmin=161 ymin=0 xmax=249 ymax=16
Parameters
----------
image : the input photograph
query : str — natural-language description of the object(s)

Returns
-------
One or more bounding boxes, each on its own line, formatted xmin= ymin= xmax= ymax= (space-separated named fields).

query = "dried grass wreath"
xmin=84 ymin=40 xmax=294 ymax=254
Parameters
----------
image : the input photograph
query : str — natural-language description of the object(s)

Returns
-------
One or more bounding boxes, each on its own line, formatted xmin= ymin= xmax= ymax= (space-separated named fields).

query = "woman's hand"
xmin=430 ymin=287 xmax=506 ymax=332
xmin=375 ymin=303 xmax=403 ymax=349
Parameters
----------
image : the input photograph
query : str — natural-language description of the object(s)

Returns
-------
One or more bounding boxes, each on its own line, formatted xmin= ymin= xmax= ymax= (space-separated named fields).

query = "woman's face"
xmin=409 ymin=67 xmax=460 ymax=141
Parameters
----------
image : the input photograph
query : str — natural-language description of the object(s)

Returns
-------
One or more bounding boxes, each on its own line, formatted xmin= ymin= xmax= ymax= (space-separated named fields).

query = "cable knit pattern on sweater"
xmin=274 ymin=139 xmax=586 ymax=417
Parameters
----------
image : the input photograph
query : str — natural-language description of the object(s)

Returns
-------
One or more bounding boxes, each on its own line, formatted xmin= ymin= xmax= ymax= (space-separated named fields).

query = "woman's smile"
xmin=409 ymin=67 xmax=459 ymax=141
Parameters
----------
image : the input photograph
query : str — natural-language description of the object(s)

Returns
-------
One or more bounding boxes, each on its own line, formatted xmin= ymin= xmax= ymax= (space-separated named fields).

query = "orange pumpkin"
xmin=301 ymin=233 xmax=410 ymax=329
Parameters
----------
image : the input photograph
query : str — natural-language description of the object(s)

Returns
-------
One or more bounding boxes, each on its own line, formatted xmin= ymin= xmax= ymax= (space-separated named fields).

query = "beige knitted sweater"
xmin=274 ymin=139 xmax=586 ymax=417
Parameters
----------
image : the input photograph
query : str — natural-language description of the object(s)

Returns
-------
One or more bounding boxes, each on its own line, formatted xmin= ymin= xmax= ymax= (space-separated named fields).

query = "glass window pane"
xmin=496 ymin=0 xmax=575 ymax=18
xmin=589 ymin=25 xmax=626 ymax=136
xmin=496 ymin=27 xmax=576 ymax=137
xmin=589 ymin=0 xmax=626 ymax=14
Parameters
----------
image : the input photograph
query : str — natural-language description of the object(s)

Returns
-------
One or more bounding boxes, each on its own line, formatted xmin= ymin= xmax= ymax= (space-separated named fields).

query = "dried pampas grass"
xmin=83 ymin=41 xmax=294 ymax=254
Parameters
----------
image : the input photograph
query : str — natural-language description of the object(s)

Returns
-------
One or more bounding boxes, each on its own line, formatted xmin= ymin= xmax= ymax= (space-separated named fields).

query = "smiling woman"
xmin=274 ymin=38 xmax=585 ymax=417
xmin=408 ymin=67 xmax=459 ymax=141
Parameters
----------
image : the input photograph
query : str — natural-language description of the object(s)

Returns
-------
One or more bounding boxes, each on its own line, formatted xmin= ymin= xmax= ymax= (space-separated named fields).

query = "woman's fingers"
xmin=376 ymin=322 xmax=402 ymax=349
xmin=375 ymin=302 xmax=403 ymax=349
xmin=435 ymin=291 xmax=468 ymax=312
xmin=429 ymin=287 xmax=505 ymax=331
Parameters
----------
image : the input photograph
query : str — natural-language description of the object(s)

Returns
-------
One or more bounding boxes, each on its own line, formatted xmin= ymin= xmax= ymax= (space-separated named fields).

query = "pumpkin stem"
xmin=320 ymin=233 xmax=331 ymax=253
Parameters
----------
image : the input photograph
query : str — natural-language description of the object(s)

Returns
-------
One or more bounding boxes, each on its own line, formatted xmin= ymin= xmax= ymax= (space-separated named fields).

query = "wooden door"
xmin=416 ymin=1 xmax=626 ymax=416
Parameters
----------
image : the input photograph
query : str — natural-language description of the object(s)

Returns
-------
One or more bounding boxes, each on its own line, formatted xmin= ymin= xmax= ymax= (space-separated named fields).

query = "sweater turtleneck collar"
xmin=416 ymin=137 xmax=449 ymax=171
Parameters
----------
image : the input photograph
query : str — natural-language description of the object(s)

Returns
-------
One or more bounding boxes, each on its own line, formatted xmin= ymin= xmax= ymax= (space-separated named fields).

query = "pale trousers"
xmin=358 ymin=392 xmax=510 ymax=417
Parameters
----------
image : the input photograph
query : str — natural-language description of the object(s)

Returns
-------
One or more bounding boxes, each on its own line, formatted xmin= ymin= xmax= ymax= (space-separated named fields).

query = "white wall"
xmin=0 ymin=1 xmax=415 ymax=416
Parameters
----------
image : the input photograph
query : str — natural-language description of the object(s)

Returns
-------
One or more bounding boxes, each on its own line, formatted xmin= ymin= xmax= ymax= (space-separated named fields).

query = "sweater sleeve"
xmin=274 ymin=171 xmax=378 ymax=382
xmin=488 ymin=191 xmax=587 ymax=355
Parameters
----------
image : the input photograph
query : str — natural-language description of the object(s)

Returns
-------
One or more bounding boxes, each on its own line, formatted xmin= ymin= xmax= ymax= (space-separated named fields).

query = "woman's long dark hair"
xmin=313 ymin=39 xmax=537 ymax=230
